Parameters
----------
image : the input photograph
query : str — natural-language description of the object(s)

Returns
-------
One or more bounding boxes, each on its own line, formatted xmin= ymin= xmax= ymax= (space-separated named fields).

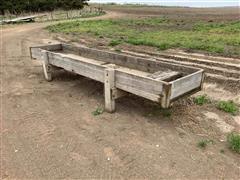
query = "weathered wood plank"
xmin=62 ymin=44 xmax=200 ymax=74
xmin=47 ymin=51 xmax=165 ymax=95
xmin=2 ymin=15 xmax=45 ymax=24
xmin=104 ymin=68 xmax=116 ymax=112
xmin=170 ymin=71 xmax=204 ymax=100
xmin=148 ymin=71 xmax=181 ymax=81
xmin=115 ymin=71 xmax=163 ymax=95
xmin=116 ymin=83 xmax=161 ymax=102
xmin=48 ymin=53 xmax=105 ymax=82
xmin=30 ymin=44 xmax=62 ymax=59
xmin=41 ymin=50 xmax=53 ymax=81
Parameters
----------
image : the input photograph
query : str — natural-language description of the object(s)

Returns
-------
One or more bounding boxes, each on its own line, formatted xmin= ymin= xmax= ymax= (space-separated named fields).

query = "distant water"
xmin=90 ymin=0 xmax=239 ymax=7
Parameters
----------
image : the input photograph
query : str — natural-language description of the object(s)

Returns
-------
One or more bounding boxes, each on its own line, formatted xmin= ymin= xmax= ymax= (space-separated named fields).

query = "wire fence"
xmin=0 ymin=7 xmax=105 ymax=22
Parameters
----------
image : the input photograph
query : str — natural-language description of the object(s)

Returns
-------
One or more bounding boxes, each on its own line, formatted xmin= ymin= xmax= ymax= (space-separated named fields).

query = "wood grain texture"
xmin=104 ymin=68 xmax=116 ymax=112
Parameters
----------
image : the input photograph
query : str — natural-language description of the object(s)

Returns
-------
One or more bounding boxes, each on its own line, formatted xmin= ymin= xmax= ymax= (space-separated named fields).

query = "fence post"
xmin=50 ymin=11 xmax=53 ymax=21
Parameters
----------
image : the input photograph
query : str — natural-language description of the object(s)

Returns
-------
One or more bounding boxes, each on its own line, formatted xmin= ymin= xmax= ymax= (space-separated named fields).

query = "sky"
xmin=90 ymin=0 xmax=240 ymax=7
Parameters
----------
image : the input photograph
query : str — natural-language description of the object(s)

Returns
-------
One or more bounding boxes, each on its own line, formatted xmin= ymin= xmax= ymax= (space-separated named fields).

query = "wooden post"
xmin=161 ymin=84 xmax=172 ymax=108
xmin=66 ymin=11 xmax=69 ymax=19
xmin=104 ymin=67 xmax=116 ymax=113
xmin=50 ymin=11 xmax=53 ymax=21
xmin=41 ymin=50 xmax=53 ymax=81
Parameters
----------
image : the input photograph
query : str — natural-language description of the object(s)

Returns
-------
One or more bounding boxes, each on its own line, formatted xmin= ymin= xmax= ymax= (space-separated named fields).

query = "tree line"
xmin=0 ymin=0 xmax=89 ymax=15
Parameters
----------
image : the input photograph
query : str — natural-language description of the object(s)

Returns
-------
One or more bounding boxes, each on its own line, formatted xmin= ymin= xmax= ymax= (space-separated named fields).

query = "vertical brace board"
xmin=104 ymin=68 xmax=116 ymax=113
xmin=41 ymin=50 xmax=53 ymax=82
xmin=161 ymin=83 xmax=172 ymax=108
xmin=200 ymin=72 xmax=205 ymax=90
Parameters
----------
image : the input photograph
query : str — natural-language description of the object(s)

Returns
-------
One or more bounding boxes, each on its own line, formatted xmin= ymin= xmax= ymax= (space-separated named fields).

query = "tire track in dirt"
xmin=122 ymin=49 xmax=240 ymax=86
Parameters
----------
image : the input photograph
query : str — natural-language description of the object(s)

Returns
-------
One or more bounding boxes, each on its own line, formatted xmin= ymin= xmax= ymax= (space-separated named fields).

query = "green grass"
xmin=194 ymin=95 xmax=210 ymax=105
xmin=109 ymin=39 xmax=122 ymax=46
xmin=197 ymin=139 xmax=214 ymax=149
xmin=227 ymin=133 xmax=240 ymax=153
xmin=197 ymin=140 xmax=208 ymax=149
xmin=92 ymin=107 xmax=104 ymax=116
xmin=47 ymin=18 xmax=240 ymax=56
xmin=217 ymin=100 xmax=239 ymax=115
xmin=194 ymin=21 xmax=240 ymax=33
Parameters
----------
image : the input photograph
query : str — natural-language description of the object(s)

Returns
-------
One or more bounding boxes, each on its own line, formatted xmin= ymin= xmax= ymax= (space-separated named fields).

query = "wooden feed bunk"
xmin=30 ymin=43 xmax=204 ymax=112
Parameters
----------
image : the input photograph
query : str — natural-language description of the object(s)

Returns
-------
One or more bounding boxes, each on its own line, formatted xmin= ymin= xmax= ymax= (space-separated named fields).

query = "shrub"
xmin=227 ymin=133 xmax=240 ymax=153
xmin=217 ymin=100 xmax=239 ymax=115
xmin=194 ymin=94 xmax=210 ymax=105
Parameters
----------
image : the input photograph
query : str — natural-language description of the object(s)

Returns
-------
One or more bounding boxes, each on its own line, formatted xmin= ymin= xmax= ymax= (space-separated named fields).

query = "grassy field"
xmin=47 ymin=17 xmax=240 ymax=57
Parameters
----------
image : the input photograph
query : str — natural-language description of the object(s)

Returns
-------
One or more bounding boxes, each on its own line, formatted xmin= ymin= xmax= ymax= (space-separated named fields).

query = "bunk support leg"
xmin=104 ymin=67 xmax=127 ymax=113
xmin=161 ymin=84 xmax=172 ymax=108
xmin=104 ymin=67 xmax=116 ymax=113
xmin=41 ymin=50 xmax=53 ymax=81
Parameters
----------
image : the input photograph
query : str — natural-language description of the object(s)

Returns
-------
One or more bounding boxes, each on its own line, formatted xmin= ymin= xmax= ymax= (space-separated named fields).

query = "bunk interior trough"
xmin=30 ymin=43 xmax=204 ymax=112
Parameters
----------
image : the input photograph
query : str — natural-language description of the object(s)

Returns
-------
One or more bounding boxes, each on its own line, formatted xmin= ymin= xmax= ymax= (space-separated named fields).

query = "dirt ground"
xmin=101 ymin=5 xmax=240 ymax=21
xmin=1 ymin=8 xmax=240 ymax=179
